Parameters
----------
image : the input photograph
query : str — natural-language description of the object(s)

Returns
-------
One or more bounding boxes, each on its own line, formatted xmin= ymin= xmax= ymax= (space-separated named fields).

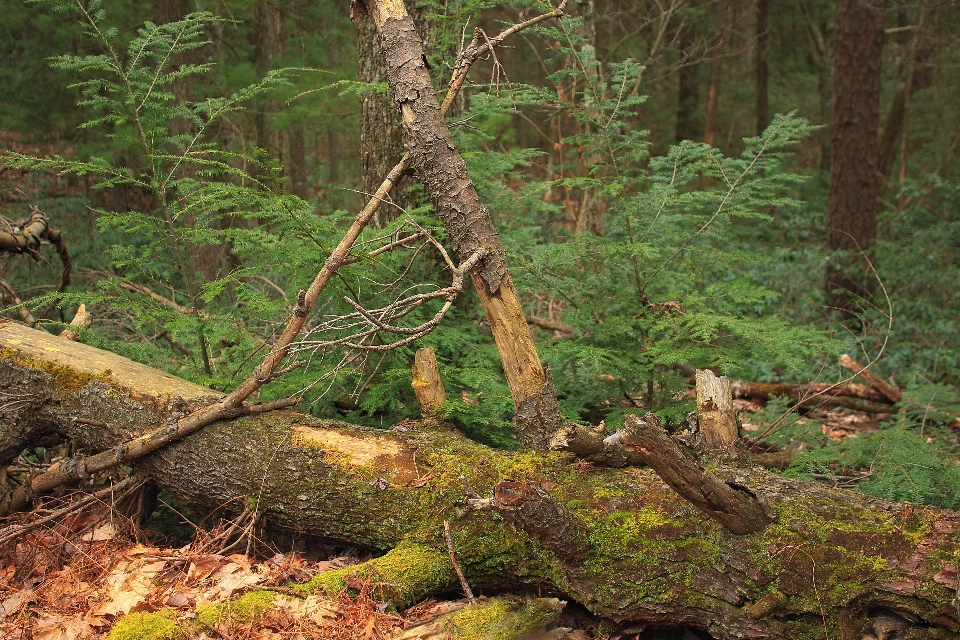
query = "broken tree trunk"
xmin=355 ymin=0 xmax=565 ymax=449
xmin=411 ymin=346 xmax=447 ymax=417
xmin=2 ymin=321 xmax=960 ymax=638
xmin=696 ymin=369 xmax=739 ymax=450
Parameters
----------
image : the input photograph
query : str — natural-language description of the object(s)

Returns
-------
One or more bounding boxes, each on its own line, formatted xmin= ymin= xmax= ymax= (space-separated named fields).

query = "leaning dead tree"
xmin=2 ymin=322 xmax=959 ymax=639
xmin=354 ymin=0 xmax=566 ymax=449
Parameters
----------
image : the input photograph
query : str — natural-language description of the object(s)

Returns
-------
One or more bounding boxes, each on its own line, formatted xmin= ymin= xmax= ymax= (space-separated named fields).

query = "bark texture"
xmin=826 ymin=0 xmax=884 ymax=319
xmin=358 ymin=13 xmax=416 ymax=221
xmin=364 ymin=1 xmax=564 ymax=448
xmin=755 ymin=0 xmax=768 ymax=135
xmin=703 ymin=0 xmax=727 ymax=148
xmin=2 ymin=321 xmax=960 ymax=638
xmin=675 ymin=20 xmax=702 ymax=143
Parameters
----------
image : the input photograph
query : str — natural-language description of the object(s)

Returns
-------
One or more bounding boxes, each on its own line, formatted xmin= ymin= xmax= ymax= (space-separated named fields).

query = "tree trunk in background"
xmin=675 ymin=8 xmax=702 ymax=143
xmin=255 ymin=0 xmax=284 ymax=180
xmin=825 ymin=0 xmax=883 ymax=321
xmin=152 ymin=0 xmax=222 ymax=283
xmin=328 ymin=127 xmax=340 ymax=184
xmin=755 ymin=0 xmax=768 ymax=135
xmin=804 ymin=8 xmax=836 ymax=174
xmin=358 ymin=15 xmax=413 ymax=224
xmin=878 ymin=9 xmax=931 ymax=186
xmin=288 ymin=127 xmax=309 ymax=200
xmin=703 ymin=0 xmax=727 ymax=147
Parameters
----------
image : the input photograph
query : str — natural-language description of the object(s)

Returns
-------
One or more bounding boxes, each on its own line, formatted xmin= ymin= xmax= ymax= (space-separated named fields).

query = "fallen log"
xmin=2 ymin=320 xmax=960 ymax=639
xmin=732 ymin=381 xmax=891 ymax=405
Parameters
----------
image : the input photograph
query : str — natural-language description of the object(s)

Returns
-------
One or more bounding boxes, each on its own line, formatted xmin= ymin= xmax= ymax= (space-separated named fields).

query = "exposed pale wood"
xmin=839 ymin=354 xmax=903 ymax=404
xmin=696 ymin=369 xmax=739 ymax=449
xmin=58 ymin=304 xmax=92 ymax=342
xmin=1 ymin=319 xmax=212 ymax=401
xmin=412 ymin=347 xmax=447 ymax=416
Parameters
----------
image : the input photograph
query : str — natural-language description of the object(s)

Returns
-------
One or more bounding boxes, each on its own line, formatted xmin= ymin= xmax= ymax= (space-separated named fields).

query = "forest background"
xmin=1 ymin=0 xmax=959 ymax=511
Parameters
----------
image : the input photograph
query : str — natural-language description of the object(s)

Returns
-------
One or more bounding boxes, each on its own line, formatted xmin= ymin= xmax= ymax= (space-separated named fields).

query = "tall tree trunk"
xmin=675 ymin=13 xmax=702 ymax=143
xmin=358 ymin=15 xmax=413 ymax=223
xmin=755 ymin=0 xmax=768 ymax=135
xmin=2 ymin=321 xmax=960 ymax=639
xmin=704 ymin=0 xmax=727 ymax=147
xmin=358 ymin=0 xmax=564 ymax=449
xmin=878 ymin=9 xmax=930 ymax=186
xmin=255 ymin=0 xmax=284 ymax=181
xmin=825 ymin=0 xmax=883 ymax=321
xmin=288 ymin=127 xmax=309 ymax=200
xmin=328 ymin=126 xmax=340 ymax=184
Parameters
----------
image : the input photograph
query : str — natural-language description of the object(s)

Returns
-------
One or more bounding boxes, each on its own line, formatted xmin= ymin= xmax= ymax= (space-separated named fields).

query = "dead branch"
xmin=0 ymin=278 xmax=37 ymax=326
xmin=733 ymin=380 xmax=891 ymax=404
xmin=609 ymin=413 xmax=770 ymax=535
xmin=0 ymin=207 xmax=72 ymax=292
xmin=839 ymin=354 xmax=903 ymax=404
xmin=58 ymin=303 xmax=92 ymax=341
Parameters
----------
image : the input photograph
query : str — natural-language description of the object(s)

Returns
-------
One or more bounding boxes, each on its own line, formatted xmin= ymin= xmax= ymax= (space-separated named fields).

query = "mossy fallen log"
xmin=2 ymin=319 xmax=960 ymax=639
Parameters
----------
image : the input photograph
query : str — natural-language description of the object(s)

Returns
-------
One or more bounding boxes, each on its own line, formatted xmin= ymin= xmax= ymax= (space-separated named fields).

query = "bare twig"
xmin=443 ymin=520 xmax=477 ymax=604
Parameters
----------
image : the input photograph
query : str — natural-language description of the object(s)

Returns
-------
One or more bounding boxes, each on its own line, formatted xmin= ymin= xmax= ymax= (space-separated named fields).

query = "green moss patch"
xmin=296 ymin=541 xmax=453 ymax=608
xmin=195 ymin=590 xmax=275 ymax=628
xmin=446 ymin=598 xmax=561 ymax=640
xmin=107 ymin=611 xmax=180 ymax=640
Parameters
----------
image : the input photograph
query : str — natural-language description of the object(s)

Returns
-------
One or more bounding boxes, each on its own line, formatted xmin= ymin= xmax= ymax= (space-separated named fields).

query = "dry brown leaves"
xmin=0 ymin=499 xmax=414 ymax=640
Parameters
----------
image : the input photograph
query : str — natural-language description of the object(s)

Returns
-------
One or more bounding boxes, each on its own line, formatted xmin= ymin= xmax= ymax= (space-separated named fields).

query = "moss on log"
xmin=2 ymin=320 xmax=960 ymax=638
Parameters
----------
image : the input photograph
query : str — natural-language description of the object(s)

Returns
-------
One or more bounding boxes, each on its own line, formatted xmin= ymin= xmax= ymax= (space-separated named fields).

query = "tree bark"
xmin=755 ymin=0 xmax=768 ymax=135
xmin=289 ymin=126 xmax=309 ymax=200
xmin=675 ymin=9 xmax=702 ymax=143
xmin=358 ymin=13 xmax=415 ymax=222
xmin=255 ymin=0 xmax=284 ymax=176
xmin=703 ymin=0 xmax=727 ymax=148
xmin=825 ymin=0 xmax=884 ymax=321
xmin=2 ymin=320 xmax=960 ymax=638
xmin=358 ymin=0 xmax=565 ymax=448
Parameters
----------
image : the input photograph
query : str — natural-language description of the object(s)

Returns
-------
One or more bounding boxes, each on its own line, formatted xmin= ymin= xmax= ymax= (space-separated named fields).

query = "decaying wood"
xmin=488 ymin=480 xmax=589 ymax=562
xmin=0 ymin=207 xmax=71 ymax=292
xmin=696 ymin=369 xmax=739 ymax=449
xmin=412 ymin=347 xmax=446 ymax=416
xmin=360 ymin=0 xmax=566 ymax=449
xmin=548 ymin=422 xmax=646 ymax=468
xmin=58 ymin=303 xmax=92 ymax=342
xmin=2 ymin=324 xmax=960 ymax=638
xmin=611 ymin=413 xmax=770 ymax=535
xmin=732 ymin=380 xmax=890 ymax=404
xmin=839 ymin=354 xmax=903 ymax=404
